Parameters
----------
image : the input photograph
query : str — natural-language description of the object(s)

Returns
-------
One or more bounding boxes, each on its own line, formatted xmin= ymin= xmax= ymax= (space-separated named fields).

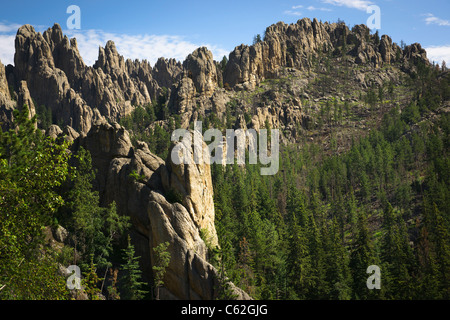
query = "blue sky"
xmin=0 ymin=0 xmax=449 ymax=66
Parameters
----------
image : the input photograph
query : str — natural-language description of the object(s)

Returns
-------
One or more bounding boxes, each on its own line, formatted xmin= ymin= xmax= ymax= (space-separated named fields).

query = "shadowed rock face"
xmin=0 ymin=59 xmax=15 ymax=130
xmin=8 ymin=24 xmax=160 ymax=133
xmin=11 ymin=24 xmax=102 ymax=133
xmin=73 ymin=120 xmax=249 ymax=300
xmin=5 ymin=23 xmax=230 ymax=135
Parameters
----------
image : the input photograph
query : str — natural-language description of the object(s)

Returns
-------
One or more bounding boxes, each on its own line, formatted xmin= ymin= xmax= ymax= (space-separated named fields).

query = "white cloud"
xmin=0 ymin=22 xmax=21 ymax=65
xmin=321 ymin=0 xmax=373 ymax=11
xmin=66 ymin=29 xmax=230 ymax=66
xmin=424 ymin=13 xmax=450 ymax=27
xmin=0 ymin=22 xmax=22 ymax=33
xmin=307 ymin=6 xmax=332 ymax=12
xmin=0 ymin=23 xmax=230 ymax=67
xmin=285 ymin=4 xmax=332 ymax=16
xmin=0 ymin=34 xmax=15 ymax=65
xmin=425 ymin=45 xmax=450 ymax=65
xmin=284 ymin=10 xmax=303 ymax=16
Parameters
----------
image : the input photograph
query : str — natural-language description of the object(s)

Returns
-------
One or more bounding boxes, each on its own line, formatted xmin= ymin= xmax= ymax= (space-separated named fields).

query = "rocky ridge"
xmin=1 ymin=19 xmax=430 ymax=136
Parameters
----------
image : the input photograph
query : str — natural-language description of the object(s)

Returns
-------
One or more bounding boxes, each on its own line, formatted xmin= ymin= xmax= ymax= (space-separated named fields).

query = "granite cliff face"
xmin=3 ymin=24 xmax=228 ymax=134
xmin=70 ymin=121 xmax=247 ymax=299
xmin=0 ymin=59 xmax=15 ymax=129
xmin=183 ymin=47 xmax=219 ymax=97
xmin=223 ymin=18 xmax=427 ymax=90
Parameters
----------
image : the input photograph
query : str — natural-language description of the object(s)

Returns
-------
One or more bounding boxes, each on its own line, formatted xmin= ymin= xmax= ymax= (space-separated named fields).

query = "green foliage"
xmin=149 ymin=123 xmax=171 ymax=159
xmin=220 ymin=55 xmax=228 ymax=72
xmin=58 ymin=147 xmax=130 ymax=271
xmin=106 ymin=267 xmax=120 ymax=300
xmin=121 ymin=235 xmax=148 ymax=300
xmin=129 ymin=169 xmax=146 ymax=183
xmin=120 ymin=104 xmax=156 ymax=132
xmin=152 ymin=241 xmax=171 ymax=300
xmin=1 ymin=252 xmax=69 ymax=300
xmin=253 ymin=34 xmax=262 ymax=45
xmin=365 ymin=87 xmax=378 ymax=109
xmin=373 ymin=30 xmax=380 ymax=46
xmin=119 ymin=91 xmax=173 ymax=159
xmin=214 ymin=242 xmax=239 ymax=300
xmin=82 ymin=256 xmax=103 ymax=300
xmin=211 ymin=76 xmax=450 ymax=300
xmin=0 ymin=107 xmax=72 ymax=299
xmin=401 ymin=101 xmax=420 ymax=124
xmin=35 ymin=104 xmax=53 ymax=129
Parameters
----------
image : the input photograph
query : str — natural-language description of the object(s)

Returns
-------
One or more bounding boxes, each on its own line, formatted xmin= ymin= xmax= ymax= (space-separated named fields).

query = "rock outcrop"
xmin=8 ymin=24 xmax=160 ymax=134
xmin=402 ymin=43 xmax=427 ymax=63
xmin=4 ymin=19 xmax=431 ymax=138
xmin=72 ymin=120 xmax=248 ymax=300
xmin=223 ymin=18 xmax=428 ymax=89
xmin=0 ymin=60 xmax=11 ymax=104
xmin=11 ymin=24 xmax=101 ymax=133
xmin=153 ymin=57 xmax=183 ymax=90
xmin=224 ymin=18 xmax=333 ymax=89
xmin=16 ymin=80 xmax=36 ymax=119
xmin=0 ymin=60 xmax=16 ymax=130
xmin=183 ymin=47 xmax=218 ymax=97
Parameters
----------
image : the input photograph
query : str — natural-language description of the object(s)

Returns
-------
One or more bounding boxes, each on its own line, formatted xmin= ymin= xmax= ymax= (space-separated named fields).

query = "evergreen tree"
xmin=416 ymin=223 xmax=442 ymax=299
xmin=107 ymin=267 xmax=121 ymax=300
xmin=237 ymin=237 xmax=257 ymax=295
xmin=323 ymin=218 xmax=352 ymax=300
xmin=374 ymin=30 xmax=380 ymax=46
xmin=82 ymin=255 xmax=103 ymax=300
xmin=350 ymin=211 xmax=379 ymax=299
xmin=152 ymin=241 xmax=171 ymax=300
xmin=422 ymin=200 xmax=450 ymax=298
xmin=0 ymin=107 xmax=72 ymax=299
xmin=59 ymin=147 xmax=129 ymax=271
xmin=121 ymin=235 xmax=148 ymax=300
xmin=381 ymin=203 xmax=415 ymax=299
xmin=285 ymin=192 xmax=313 ymax=299
xmin=306 ymin=213 xmax=329 ymax=299
xmin=215 ymin=238 xmax=239 ymax=300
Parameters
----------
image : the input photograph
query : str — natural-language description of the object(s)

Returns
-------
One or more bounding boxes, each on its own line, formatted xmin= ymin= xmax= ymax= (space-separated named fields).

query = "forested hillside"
xmin=210 ymin=65 xmax=450 ymax=300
